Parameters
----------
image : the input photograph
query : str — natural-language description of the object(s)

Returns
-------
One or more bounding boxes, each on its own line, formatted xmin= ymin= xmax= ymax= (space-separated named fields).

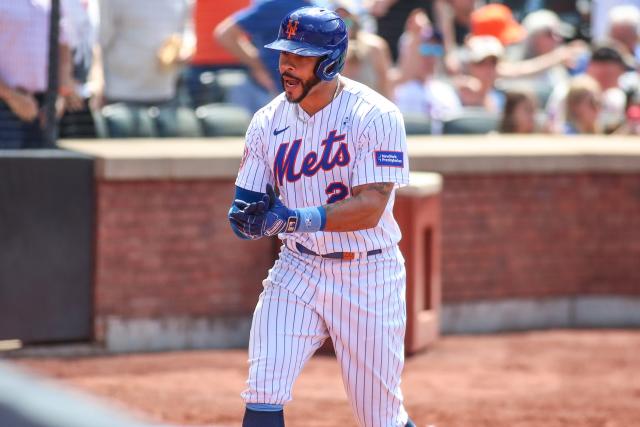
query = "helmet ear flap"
xmin=315 ymin=49 xmax=346 ymax=81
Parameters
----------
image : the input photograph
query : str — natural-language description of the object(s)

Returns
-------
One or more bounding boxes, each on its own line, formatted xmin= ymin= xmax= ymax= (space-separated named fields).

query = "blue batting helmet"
xmin=265 ymin=6 xmax=348 ymax=81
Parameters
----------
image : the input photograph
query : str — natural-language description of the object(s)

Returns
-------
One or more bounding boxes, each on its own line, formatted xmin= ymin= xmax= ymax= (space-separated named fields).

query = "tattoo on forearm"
xmin=367 ymin=182 xmax=394 ymax=196
xmin=325 ymin=182 xmax=393 ymax=216
xmin=325 ymin=197 xmax=349 ymax=215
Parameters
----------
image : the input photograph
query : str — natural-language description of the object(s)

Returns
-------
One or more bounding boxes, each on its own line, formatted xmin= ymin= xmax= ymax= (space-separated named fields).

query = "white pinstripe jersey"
xmin=236 ymin=77 xmax=410 ymax=254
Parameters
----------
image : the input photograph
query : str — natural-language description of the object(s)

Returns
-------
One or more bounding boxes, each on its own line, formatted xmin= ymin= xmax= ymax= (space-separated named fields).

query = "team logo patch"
xmin=375 ymin=151 xmax=404 ymax=167
xmin=286 ymin=19 xmax=299 ymax=39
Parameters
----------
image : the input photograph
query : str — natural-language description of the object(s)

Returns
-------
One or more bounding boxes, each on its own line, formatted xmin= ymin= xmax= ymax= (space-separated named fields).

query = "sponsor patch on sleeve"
xmin=375 ymin=151 xmax=404 ymax=167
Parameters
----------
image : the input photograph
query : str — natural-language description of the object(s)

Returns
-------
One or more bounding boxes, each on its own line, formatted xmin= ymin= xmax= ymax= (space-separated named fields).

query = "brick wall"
xmin=441 ymin=173 xmax=640 ymax=303
xmin=94 ymin=180 xmax=274 ymax=339
xmin=94 ymin=173 xmax=640 ymax=331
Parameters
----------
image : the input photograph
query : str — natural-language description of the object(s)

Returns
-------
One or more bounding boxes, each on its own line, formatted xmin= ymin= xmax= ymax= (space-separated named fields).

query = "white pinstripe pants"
xmin=241 ymin=244 xmax=409 ymax=427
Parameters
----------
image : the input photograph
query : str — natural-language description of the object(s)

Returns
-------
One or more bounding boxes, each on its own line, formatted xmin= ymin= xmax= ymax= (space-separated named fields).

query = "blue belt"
xmin=294 ymin=242 xmax=382 ymax=260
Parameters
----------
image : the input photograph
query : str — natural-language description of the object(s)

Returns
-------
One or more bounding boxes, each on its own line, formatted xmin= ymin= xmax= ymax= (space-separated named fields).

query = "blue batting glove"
xmin=262 ymin=184 xmax=299 ymax=236
xmin=228 ymin=195 xmax=270 ymax=240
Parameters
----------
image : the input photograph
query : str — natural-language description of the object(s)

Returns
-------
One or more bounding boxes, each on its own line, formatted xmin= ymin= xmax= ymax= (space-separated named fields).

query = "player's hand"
xmin=368 ymin=0 xmax=393 ymax=18
xmin=5 ymin=89 xmax=38 ymax=122
xmin=62 ymin=85 xmax=85 ymax=112
xmin=560 ymin=40 xmax=589 ymax=69
xmin=261 ymin=183 xmax=299 ymax=236
xmin=228 ymin=195 xmax=270 ymax=239
xmin=404 ymin=8 xmax=428 ymax=35
xmin=444 ymin=52 xmax=462 ymax=76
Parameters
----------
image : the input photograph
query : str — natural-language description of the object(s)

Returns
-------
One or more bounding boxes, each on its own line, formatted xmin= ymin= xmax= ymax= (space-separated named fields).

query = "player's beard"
xmin=281 ymin=72 xmax=320 ymax=104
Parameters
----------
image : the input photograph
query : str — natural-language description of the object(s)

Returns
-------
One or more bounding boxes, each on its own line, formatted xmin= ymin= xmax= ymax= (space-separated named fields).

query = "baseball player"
xmin=228 ymin=6 xmax=415 ymax=427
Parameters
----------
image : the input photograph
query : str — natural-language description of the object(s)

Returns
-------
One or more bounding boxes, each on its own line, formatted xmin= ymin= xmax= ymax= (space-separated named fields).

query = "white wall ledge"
xmin=60 ymin=135 xmax=640 ymax=180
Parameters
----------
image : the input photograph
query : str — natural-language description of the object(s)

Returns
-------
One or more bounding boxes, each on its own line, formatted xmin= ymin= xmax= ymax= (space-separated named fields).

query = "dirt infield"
xmin=14 ymin=330 xmax=640 ymax=427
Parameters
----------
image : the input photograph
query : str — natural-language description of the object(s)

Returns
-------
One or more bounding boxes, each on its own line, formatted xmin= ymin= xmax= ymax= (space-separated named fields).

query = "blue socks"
xmin=243 ymin=404 xmax=414 ymax=427
xmin=243 ymin=404 xmax=285 ymax=427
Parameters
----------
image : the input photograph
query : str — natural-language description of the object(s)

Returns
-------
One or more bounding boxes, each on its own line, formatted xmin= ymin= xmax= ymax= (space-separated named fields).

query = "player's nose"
xmin=279 ymin=52 xmax=296 ymax=71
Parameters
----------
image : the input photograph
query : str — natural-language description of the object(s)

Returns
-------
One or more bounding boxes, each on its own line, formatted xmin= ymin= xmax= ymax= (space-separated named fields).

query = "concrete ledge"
xmin=101 ymin=316 xmax=252 ymax=353
xmin=60 ymin=139 xmax=243 ymax=180
xmin=398 ymin=172 xmax=442 ymax=197
xmin=442 ymin=296 xmax=640 ymax=334
xmin=60 ymin=135 xmax=640 ymax=180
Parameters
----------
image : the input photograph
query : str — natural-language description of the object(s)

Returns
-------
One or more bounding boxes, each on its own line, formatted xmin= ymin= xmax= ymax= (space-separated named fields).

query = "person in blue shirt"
xmin=215 ymin=0 xmax=315 ymax=114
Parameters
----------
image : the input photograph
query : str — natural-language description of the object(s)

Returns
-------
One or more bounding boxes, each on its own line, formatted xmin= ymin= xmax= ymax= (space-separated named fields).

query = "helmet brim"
xmin=264 ymin=39 xmax=332 ymax=57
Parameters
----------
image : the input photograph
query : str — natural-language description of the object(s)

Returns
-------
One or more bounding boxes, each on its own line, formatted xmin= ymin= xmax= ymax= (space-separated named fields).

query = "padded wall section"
xmin=0 ymin=150 xmax=94 ymax=343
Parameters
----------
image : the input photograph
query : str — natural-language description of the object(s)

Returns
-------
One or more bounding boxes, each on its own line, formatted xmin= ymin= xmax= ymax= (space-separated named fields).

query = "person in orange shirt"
xmin=185 ymin=0 xmax=249 ymax=107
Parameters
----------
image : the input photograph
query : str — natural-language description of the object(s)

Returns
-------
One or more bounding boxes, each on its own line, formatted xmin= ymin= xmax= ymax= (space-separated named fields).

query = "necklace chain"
xmin=297 ymin=78 xmax=342 ymax=122
xmin=332 ymin=78 xmax=341 ymax=101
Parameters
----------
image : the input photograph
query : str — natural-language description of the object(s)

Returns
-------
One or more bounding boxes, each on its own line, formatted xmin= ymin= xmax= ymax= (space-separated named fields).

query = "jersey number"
xmin=325 ymin=182 xmax=349 ymax=204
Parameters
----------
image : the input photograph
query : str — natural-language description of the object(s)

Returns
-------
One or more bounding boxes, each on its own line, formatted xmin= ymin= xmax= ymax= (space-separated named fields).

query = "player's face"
xmin=279 ymin=52 xmax=321 ymax=103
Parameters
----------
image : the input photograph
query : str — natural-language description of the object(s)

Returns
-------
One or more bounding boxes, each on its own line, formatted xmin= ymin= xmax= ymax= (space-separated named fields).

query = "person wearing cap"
xmin=545 ymin=40 xmax=634 ymax=133
xmin=393 ymin=8 xmax=461 ymax=134
xmin=591 ymin=0 xmax=640 ymax=44
xmin=454 ymin=35 xmax=506 ymax=114
xmin=334 ymin=0 xmax=393 ymax=98
xmin=496 ymin=9 xmax=589 ymax=88
xmin=469 ymin=3 xmax=526 ymax=47
xmin=468 ymin=7 xmax=588 ymax=86
xmin=606 ymin=5 xmax=640 ymax=66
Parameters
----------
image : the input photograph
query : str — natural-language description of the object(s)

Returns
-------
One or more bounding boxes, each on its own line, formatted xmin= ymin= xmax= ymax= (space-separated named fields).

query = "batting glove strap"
xmin=263 ymin=209 xmax=298 ymax=236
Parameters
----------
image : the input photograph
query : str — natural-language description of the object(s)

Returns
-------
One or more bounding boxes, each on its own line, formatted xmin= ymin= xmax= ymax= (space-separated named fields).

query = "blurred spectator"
xmin=508 ymin=0 xmax=588 ymax=38
xmin=518 ymin=10 xmax=573 ymax=85
xmin=394 ymin=9 xmax=461 ymax=133
xmin=494 ymin=9 xmax=589 ymax=94
xmin=395 ymin=8 xmax=432 ymax=83
xmin=592 ymin=0 xmax=640 ymax=42
xmin=620 ymin=87 xmax=640 ymax=134
xmin=606 ymin=5 xmax=640 ymax=65
xmin=612 ymin=83 xmax=640 ymax=134
xmin=499 ymin=90 xmax=537 ymax=133
xmin=455 ymin=35 xmax=505 ymax=113
xmin=335 ymin=0 xmax=393 ymax=98
xmin=97 ymin=0 xmax=192 ymax=107
xmin=434 ymin=0 xmax=478 ymax=74
xmin=215 ymin=0 xmax=314 ymax=114
xmin=185 ymin=0 xmax=249 ymax=107
xmin=463 ymin=8 xmax=587 ymax=106
xmin=546 ymin=40 xmax=634 ymax=133
xmin=58 ymin=0 xmax=99 ymax=138
xmin=470 ymin=3 xmax=525 ymax=46
xmin=623 ymin=104 xmax=640 ymax=134
xmin=564 ymin=74 xmax=602 ymax=134
xmin=495 ymin=0 xmax=529 ymax=21
xmin=367 ymin=0 xmax=425 ymax=62
xmin=0 ymin=0 xmax=74 ymax=148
